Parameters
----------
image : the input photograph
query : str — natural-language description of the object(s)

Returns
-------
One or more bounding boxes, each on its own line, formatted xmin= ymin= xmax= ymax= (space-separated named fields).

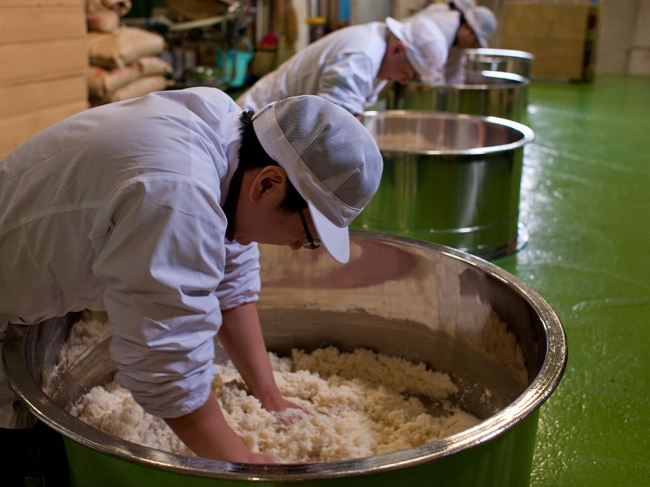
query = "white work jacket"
xmin=0 ymin=88 xmax=260 ymax=421
xmin=236 ymin=22 xmax=389 ymax=115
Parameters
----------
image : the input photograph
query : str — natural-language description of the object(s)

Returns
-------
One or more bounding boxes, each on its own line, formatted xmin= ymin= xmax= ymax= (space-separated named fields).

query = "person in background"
xmin=236 ymin=14 xmax=457 ymax=117
xmin=0 ymin=88 xmax=383 ymax=482
xmin=410 ymin=1 xmax=498 ymax=84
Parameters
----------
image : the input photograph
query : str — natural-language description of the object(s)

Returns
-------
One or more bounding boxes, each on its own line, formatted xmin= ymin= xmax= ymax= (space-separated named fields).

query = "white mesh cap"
xmin=452 ymin=0 xmax=476 ymax=14
xmin=465 ymin=6 xmax=497 ymax=47
xmin=251 ymin=95 xmax=383 ymax=264
xmin=386 ymin=14 xmax=456 ymax=86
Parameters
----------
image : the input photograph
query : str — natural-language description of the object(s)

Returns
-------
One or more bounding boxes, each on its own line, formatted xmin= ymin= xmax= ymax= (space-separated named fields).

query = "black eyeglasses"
xmin=299 ymin=209 xmax=321 ymax=250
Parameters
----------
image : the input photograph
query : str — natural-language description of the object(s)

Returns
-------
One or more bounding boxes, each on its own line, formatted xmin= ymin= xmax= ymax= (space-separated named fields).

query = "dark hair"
xmin=238 ymin=110 xmax=306 ymax=213
xmin=452 ymin=12 xmax=468 ymax=46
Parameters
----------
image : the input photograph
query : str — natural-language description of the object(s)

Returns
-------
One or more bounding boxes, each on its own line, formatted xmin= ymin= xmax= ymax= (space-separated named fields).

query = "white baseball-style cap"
xmin=452 ymin=0 xmax=476 ymax=14
xmin=385 ymin=15 xmax=456 ymax=86
xmin=252 ymin=95 xmax=383 ymax=264
xmin=464 ymin=6 xmax=498 ymax=48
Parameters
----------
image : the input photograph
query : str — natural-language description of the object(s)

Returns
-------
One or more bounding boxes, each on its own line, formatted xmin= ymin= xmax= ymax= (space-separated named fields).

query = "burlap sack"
xmin=88 ymin=27 xmax=166 ymax=69
xmin=88 ymin=57 xmax=173 ymax=97
xmin=137 ymin=56 xmax=174 ymax=76
xmin=87 ymin=9 xmax=121 ymax=33
xmin=86 ymin=0 xmax=132 ymax=16
xmin=90 ymin=75 xmax=174 ymax=106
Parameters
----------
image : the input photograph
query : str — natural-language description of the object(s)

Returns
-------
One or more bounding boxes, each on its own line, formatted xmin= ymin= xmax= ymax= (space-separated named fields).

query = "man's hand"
xmin=259 ymin=395 xmax=313 ymax=426
xmin=164 ymin=393 xmax=278 ymax=463
xmin=219 ymin=303 xmax=316 ymax=425
xmin=218 ymin=305 xmax=295 ymax=401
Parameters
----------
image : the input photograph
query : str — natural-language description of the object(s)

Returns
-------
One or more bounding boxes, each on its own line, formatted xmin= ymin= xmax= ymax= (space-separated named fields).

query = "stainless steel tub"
xmin=3 ymin=233 xmax=566 ymax=487
xmin=465 ymin=48 xmax=535 ymax=79
xmin=385 ymin=71 xmax=530 ymax=122
xmin=354 ymin=111 xmax=534 ymax=259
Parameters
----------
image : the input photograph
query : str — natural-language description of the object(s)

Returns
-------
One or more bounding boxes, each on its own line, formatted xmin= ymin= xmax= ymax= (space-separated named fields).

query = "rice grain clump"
xmin=70 ymin=347 xmax=481 ymax=463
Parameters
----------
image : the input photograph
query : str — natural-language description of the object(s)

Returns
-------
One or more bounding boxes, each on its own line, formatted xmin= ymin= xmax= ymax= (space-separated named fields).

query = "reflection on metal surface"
xmin=3 ymin=234 xmax=565 ymax=486
xmin=384 ymin=71 xmax=530 ymax=122
xmin=465 ymin=49 xmax=535 ymax=79
xmin=355 ymin=111 xmax=534 ymax=259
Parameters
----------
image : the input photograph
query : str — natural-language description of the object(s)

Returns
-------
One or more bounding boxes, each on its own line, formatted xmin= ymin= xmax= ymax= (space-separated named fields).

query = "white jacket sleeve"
xmin=216 ymin=240 xmax=261 ymax=310
xmin=92 ymin=173 xmax=230 ymax=418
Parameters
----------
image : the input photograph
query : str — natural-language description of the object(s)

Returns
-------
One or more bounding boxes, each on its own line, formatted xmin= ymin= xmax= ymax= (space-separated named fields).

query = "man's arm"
xmin=164 ymin=302 xmax=302 ymax=462
xmin=163 ymin=394 xmax=275 ymax=463
xmin=217 ymin=302 xmax=302 ymax=412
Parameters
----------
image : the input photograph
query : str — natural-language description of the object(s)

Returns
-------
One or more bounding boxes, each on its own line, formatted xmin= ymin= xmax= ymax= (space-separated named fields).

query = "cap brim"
xmin=385 ymin=17 xmax=405 ymax=44
xmin=308 ymin=202 xmax=350 ymax=264
xmin=466 ymin=15 xmax=490 ymax=48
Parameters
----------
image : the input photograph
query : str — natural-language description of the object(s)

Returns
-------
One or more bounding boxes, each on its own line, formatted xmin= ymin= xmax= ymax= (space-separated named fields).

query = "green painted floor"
xmin=493 ymin=75 xmax=650 ymax=486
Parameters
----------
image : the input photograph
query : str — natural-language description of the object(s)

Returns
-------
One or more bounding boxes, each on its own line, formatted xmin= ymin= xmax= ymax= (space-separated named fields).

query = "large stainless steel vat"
xmin=354 ymin=111 xmax=535 ymax=259
xmin=3 ymin=233 xmax=566 ymax=487
xmin=386 ymin=71 xmax=530 ymax=122
xmin=465 ymin=48 xmax=535 ymax=79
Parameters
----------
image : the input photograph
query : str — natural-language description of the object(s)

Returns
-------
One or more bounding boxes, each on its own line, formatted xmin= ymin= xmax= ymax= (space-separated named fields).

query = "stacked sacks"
xmin=86 ymin=0 xmax=174 ymax=106
xmin=86 ymin=0 xmax=132 ymax=32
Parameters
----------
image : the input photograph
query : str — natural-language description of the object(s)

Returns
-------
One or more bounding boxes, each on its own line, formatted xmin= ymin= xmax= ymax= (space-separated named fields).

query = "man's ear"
xmin=393 ymin=41 xmax=407 ymax=56
xmin=248 ymin=166 xmax=288 ymax=202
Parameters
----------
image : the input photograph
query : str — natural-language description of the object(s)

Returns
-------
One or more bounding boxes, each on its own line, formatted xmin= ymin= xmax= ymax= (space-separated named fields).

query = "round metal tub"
xmin=353 ymin=110 xmax=534 ymax=259
xmin=3 ymin=233 xmax=566 ymax=487
xmin=464 ymin=48 xmax=535 ymax=79
xmin=386 ymin=71 xmax=530 ymax=122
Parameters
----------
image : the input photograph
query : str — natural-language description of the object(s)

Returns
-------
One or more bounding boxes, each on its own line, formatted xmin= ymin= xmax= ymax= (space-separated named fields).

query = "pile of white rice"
xmin=68 ymin=329 xmax=480 ymax=463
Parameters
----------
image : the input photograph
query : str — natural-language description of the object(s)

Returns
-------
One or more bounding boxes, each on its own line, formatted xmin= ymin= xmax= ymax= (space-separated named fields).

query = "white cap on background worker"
xmin=452 ymin=0 xmax=476 ymax=14
xmin=422 ymin=2 xmax=497 ymax=49
xmin=464 ymin=6 xmax=497 ymax=47
xmin=385 ymin=14 xmax=456 ymax=85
